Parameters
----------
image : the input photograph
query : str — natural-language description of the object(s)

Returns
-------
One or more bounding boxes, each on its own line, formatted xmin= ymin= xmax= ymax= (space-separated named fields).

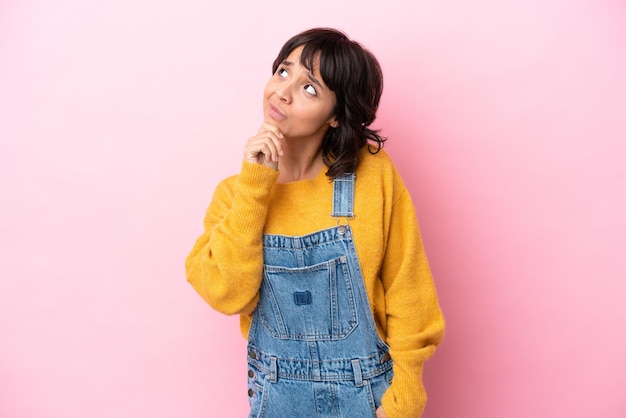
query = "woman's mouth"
xmin=267 ymin=103 xmax=286 ymax=122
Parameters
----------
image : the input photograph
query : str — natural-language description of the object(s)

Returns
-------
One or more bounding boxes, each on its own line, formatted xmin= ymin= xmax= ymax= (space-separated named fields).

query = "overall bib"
xmin=247 ymin=174 xmax=394 ymax=418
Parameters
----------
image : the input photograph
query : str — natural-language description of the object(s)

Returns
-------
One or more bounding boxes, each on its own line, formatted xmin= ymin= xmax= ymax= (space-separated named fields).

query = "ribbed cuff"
xmin=380 ymin=360 xmax=426 ymax=418
xmin=232 ymin=161 xmax=279 ymax=232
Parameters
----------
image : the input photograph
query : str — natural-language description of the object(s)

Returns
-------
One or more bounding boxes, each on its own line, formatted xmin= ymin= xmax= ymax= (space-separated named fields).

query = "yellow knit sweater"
xmin=186 ymin=148 xmax=445 ymax=417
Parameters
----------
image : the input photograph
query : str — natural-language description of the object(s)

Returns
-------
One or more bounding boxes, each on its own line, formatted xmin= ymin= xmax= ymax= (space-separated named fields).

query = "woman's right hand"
xmin=243 ymin=123 xmax=284 ymax=169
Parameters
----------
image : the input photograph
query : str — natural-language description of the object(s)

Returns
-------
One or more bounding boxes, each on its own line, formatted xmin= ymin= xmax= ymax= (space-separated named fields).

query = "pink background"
xmin=1 ymin=1 xmax=625 ymax=417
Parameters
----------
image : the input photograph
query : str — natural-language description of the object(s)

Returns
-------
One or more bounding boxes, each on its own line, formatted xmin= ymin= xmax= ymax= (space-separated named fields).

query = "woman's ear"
xmin=329 ymin=116 xmax=340 ymax=128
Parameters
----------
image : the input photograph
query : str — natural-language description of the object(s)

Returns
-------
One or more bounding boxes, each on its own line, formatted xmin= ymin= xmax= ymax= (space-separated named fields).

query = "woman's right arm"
xmin=185 ymin=162 xmax=279 ymax=315
xmin=185 ymin=123 xmax=284 ymax=315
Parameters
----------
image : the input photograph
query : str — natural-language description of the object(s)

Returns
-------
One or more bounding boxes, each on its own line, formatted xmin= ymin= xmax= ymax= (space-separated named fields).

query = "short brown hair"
xmin=272 ymin=27 xmax=386 ymax=178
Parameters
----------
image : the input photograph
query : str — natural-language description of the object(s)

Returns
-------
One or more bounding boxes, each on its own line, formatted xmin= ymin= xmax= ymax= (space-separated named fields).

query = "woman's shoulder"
xmin=357 ymin=146 xmax=410 ymax=197
xmin=357 ymin=146 xmax=400 ymax=177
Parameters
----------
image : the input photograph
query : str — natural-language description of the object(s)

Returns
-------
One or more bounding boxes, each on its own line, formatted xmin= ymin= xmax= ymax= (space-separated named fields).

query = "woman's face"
xmin=263 ymin=46 xmax=338 ymax=141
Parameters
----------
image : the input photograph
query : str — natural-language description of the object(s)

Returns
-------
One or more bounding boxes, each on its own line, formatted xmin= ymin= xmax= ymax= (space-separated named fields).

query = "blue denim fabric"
xmin=331 ymin=173 xmax=355 ymax=218
xmin=247 ymin=175 xmax=393 ymax=418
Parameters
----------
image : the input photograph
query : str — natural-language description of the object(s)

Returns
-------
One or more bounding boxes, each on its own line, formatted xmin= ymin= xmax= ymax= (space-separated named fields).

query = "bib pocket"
xmin=259 ymin=255 xmax=358 ymax=341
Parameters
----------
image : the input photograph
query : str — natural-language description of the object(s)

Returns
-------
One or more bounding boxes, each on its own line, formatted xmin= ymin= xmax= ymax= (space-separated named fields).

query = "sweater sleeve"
xmin=185 ymin=161 xmax=279 ymax=315
xmin=380 ymin=177 xmax=445 ymax=417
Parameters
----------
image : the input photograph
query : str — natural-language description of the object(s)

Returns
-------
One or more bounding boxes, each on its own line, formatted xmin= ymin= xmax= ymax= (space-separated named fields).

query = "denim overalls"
xmin=247 ymin=174 xmax=394 ymax=417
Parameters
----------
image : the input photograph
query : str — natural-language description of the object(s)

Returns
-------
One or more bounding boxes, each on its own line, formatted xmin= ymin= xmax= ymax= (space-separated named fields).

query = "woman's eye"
xmin=304 ymin=84 xmax=317 ymax=95
xmin=278 ymin=68 xmax=288 ymax=77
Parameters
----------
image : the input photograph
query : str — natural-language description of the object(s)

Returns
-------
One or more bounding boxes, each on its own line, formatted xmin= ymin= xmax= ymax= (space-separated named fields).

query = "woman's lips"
xmin=268 ymin=103 xmax=286 ymax=121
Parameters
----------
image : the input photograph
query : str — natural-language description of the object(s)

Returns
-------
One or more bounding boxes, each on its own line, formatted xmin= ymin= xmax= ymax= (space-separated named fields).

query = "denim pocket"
xmin=259 ymin=255 xmax=358 ymax=341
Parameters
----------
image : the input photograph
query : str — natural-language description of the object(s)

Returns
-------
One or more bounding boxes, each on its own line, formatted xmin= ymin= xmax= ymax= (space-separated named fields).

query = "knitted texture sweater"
xmin=185 ymin=148 xmax=445 ymax=417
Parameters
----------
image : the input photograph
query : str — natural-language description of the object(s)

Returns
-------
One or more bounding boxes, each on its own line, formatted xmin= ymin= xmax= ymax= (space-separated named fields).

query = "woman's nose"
xmin=275 ymin=83 xmax=292 ymax=104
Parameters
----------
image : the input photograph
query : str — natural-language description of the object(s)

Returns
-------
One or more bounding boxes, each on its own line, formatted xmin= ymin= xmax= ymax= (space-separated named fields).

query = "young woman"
xmin=186 ymin=27 xmax=445 ymax=418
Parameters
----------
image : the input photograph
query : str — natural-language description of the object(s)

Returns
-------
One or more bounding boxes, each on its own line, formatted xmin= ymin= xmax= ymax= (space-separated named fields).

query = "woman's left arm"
xmin=379 ymin=182 xmax=445 ymax=418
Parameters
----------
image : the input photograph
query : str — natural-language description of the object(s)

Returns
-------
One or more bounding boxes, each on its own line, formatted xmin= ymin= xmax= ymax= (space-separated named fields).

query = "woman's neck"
xmin=277 ymin=142 xmax=324 ymax=183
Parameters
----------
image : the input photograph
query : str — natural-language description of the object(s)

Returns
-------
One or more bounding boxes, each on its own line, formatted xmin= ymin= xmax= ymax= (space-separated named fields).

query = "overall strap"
xmin=331 ymin=173 xmax=355 ymax=219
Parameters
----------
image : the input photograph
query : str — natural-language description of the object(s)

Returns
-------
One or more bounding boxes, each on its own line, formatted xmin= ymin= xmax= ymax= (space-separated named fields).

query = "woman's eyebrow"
xmin=280 ymin=59 xmax=325 ymax=91
xmin=307 ymin=72 xmax=325 ymax=91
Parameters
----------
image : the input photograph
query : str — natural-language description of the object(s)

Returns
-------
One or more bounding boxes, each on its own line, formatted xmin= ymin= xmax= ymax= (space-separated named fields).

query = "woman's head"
xmin=271 ymin=27 xmax=385 ymax=178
